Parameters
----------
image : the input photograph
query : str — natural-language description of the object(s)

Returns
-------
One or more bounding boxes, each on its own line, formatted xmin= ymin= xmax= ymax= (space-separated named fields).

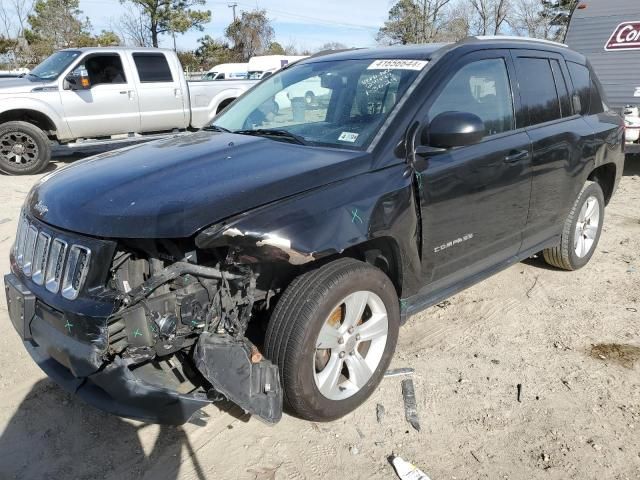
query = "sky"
xmin=80 ymin=0 xmax=394 ymax=52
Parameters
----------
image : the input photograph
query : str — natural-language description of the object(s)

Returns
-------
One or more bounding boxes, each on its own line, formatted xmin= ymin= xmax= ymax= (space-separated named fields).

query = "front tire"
xmin=543 ymin=181 xmax=604 ymax=270
xmin=264 ymin=258 xmax=399 ymax=421
xmin=0 ymin=121 xmax=51 ymax=175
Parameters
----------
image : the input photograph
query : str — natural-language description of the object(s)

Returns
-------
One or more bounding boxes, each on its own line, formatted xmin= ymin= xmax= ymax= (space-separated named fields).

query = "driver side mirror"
xmin=421 ymin=111 xmax=485 ymax=149
xmin=64 ymin=70 xmax=90 ymax=91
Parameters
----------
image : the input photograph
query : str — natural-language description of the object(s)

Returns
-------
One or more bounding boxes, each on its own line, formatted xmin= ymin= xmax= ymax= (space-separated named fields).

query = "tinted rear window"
xmin=567 ymin=62 xmax=590 ymax=115
xmin=133 ymin=53 xmax=173 ymax=82
xmin=516 ymin=57 xmax=561 ymax=126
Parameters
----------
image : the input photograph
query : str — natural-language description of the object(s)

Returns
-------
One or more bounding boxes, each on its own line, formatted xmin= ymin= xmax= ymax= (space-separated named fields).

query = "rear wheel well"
xmin=588 ymin=163 xmax=616 ymax=205
xmin=0 ymin=109 xmax=57 ymax=138
xmin=216 ymin=98 xmax=236 ymax=114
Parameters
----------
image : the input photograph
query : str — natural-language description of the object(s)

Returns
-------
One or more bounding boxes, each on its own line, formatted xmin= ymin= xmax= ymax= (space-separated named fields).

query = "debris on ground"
xmin=436 ymin=300 xmax=451 ymax=309
xmin=390 ymin=455 xmax=432 ymax=480
xmin=401 ymin=379 xmax=420 ymax=431
xmin=376 ymin=403 xmax=385 ymax=423
xmin=590 ymin=343 xmax=640 ymax=369
xmin=517 ymin=383 xmax=522 ymax=402
xmin=385 ymin=367 xmax=415 ymax=378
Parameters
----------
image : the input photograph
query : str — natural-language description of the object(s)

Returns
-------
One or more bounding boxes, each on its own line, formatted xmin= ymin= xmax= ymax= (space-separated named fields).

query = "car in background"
xmin=202 ymin=62 xmax=248 ymax=80
xmin=0 ymin=47 xmax=256 ymax=174
xmin=247 ymin=55 xmax=307 ymax=79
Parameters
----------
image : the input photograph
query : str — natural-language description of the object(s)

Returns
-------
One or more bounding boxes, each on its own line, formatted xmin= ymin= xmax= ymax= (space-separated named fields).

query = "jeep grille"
xmin=14 ymin=214 xmax=91 ymax=300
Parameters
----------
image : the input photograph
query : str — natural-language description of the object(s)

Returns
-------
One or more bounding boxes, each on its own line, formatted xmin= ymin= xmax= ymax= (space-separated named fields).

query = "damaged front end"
xmin=106 ymin=244 xmax=283 ymax=424
xmin=6 ymin=216 xmax=283 ymax=425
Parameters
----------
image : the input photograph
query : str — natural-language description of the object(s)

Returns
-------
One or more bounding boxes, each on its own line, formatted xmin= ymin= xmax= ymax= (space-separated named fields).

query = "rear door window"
xmin=515 ymin=57 xmax=561 ymax=126
xmin=132 ymin=53 xmax=173 ymax=83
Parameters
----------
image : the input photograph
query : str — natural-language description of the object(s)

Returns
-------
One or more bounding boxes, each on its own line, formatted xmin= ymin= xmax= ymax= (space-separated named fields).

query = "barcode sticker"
xmin=368 ymin=59 xmax=428 ymax=71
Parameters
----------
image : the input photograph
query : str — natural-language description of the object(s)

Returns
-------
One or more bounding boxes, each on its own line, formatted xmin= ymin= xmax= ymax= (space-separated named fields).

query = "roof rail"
xmin=473 ymin=35 xmax=568 ymax=48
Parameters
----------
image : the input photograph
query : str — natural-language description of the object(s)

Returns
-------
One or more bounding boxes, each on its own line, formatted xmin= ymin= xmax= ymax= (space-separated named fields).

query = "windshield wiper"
xmin=233 ymin=128 xmax=308 ymax=145
xmin=202 ymin=124 xmax=231 ymax=133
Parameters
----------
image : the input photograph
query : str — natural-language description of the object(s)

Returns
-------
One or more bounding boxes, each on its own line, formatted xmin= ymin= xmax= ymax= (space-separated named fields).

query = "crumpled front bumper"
xmin=4 ymin=273 xmax=210 ymax=425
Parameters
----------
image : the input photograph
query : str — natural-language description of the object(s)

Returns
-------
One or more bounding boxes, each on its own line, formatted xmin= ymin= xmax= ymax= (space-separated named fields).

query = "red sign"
xmin=605 ymin=21 xmax=640 ymax=51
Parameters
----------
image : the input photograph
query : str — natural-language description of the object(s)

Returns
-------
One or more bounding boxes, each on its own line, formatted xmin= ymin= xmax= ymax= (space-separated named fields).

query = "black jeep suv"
xmin=4 ymin=37 xmax=624 ymax=425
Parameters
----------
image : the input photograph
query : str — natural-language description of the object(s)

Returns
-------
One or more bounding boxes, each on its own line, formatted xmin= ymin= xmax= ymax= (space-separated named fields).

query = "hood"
xmin=27 ymin=131 xmax=373 ymax=238
xmin=0 ymin=77 xmax=49 ymax=94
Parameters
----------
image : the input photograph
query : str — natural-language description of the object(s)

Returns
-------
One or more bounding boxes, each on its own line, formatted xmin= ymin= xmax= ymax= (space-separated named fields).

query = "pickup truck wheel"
xmin=264 ymin=258 xmax=399 ymax=421
xmin=543 ymin=181 xmax=604 ymax=271
xmin=0 ymin=121 xmax=51 ymax=175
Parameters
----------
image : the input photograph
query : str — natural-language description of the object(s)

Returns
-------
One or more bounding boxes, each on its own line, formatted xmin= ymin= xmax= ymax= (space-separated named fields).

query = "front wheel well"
xmin=588 ymin=163 xmax=616 ymax=205
xmin=0 ymin=109 xmax=57 ymax=137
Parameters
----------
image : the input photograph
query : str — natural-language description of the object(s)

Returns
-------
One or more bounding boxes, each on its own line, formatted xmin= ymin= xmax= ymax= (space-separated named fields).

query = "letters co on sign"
xmin=605 ymin=21 xmax=640 ymax=51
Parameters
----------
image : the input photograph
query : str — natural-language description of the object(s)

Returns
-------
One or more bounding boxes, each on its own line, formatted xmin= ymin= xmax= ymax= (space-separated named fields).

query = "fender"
xmin=195 ymin=163 xmax=424 ymax=297
xmin=0 ymin=95 xmax=71 ymax=140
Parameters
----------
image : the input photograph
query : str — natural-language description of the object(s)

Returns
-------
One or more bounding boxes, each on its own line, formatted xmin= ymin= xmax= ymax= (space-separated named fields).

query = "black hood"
xmin=27 ymin=131 xmax=372 ymax=238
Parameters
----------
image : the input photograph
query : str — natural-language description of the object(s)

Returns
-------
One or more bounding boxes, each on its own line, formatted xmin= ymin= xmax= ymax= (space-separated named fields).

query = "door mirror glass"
xmin=424 ymin=111 xmax=485 ymax=148
xmin=65 ymin=67 xmax=90 ymax=90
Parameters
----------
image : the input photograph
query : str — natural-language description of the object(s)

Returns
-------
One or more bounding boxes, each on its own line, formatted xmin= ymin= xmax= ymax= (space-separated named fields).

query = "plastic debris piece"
xmin=376 ymin=403 xmax=385 ymax=423
xmin=390 ymin=455 xmax=431 ymax=480
xmin=385 ymin=367 xmax=415 ymax=378
xmin=401 ymin=378 xmax=420 ymax=431
xmin=517 ymin=383 xmax=522 ymax=402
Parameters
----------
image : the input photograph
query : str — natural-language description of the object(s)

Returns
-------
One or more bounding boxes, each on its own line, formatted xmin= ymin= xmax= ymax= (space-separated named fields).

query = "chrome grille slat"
xmin=32 ymin=232 xmax=51 ymax=285
xmin=61 ymin=245 xmax=91 ymax=300
xmin=45 ymin=239 xmax=67 ymax=294
xmin=14 ymin=216 xmax=92 ymax=300
xmin=22 ymin=225 xmax=38 ymax=277
xmin=15 ymin=216 xmax=28 ymax=267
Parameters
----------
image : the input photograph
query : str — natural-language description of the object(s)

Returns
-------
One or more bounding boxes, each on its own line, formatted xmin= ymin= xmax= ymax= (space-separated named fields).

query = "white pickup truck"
xmin=0 ymin=47 xmax=258 ymax=174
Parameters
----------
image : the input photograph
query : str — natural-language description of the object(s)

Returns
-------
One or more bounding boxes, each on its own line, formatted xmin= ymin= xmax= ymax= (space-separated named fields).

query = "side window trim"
xmin=549 ymin=58 xmax=572 ymax=118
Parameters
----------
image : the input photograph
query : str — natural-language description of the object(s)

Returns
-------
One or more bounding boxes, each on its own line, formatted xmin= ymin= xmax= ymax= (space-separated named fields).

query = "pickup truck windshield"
xmin=214 ymin=59 xmax=426 ymax=149
xmin=29 ymin=50 xmax=81 ymax=80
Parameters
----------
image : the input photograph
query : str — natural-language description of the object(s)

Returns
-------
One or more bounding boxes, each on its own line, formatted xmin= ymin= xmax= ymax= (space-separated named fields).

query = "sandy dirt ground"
xmin=0 ymin=152 xmax=638 ymax=480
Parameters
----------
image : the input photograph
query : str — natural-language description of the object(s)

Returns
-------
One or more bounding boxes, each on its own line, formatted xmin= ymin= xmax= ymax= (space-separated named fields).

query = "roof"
xmin=301 ymin=43 xmax=450 ymax=63
xmin=61 ymin=46 xmax=175 ymax=53
xmin=301 ymin=36 xmax=577 ymax=66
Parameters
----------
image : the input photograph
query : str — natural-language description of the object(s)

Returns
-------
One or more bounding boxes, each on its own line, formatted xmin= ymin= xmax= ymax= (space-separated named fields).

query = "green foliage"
xmin=27 ymin=0 xmax=92 ymax=50
xmin=267 ymin=41 xmax=285 ymax=55
xmin=119 ymin=0 xmax=211 ymax=47
xmin=377 ymin=0 xmax=423 ymax=45
xmin=94 ymin=30 xmax=121 ymax=46
xmin=225 ymin=9 xmax=274 ymax=61
xmin=194 ymin=35 xmax=237 ymax=69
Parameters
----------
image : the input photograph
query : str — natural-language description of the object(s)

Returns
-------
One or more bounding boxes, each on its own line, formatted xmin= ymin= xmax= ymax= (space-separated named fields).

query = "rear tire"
xmin=0 ymin=121 xmax=51 ymax=175
xmin=264 ymin=258 xmax=399 ymax=421
xmin=542 ymin=181 xmax=604 ymax=270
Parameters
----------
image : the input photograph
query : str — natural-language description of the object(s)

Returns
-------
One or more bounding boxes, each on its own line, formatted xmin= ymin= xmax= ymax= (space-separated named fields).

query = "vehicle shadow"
xmin=0 ymin=379 xmax=208 ymax=480
xmin=623 ymin=156 xmax=640 ymax=176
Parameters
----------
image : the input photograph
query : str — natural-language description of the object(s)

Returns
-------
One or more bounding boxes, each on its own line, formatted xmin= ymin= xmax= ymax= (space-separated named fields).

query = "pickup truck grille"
xmin=14 ymin=214 xmax=91 ymax=300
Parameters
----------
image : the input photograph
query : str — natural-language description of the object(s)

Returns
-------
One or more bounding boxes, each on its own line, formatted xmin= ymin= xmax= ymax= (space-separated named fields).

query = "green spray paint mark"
xmin=133 ymin=328 xmax=143 ymax=338
xmin=64 ymin=320 xmax=73 ymax=332
xmin=399 ymin=299 xmax=407 ymax=309
xmin=415 ymin=171 xmax=423 ymax=192
xmin=351 ymin=208 xmax=363 ymax=224
xmin=191 ymin=320 xmax=198 ymax=327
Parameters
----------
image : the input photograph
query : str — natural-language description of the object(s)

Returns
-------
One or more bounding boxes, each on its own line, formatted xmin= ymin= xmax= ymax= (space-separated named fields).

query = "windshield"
xmin=214 ymin=59 xmax=426 ymax=149
xmin=29 ymin=50 xmax=81 ymax=80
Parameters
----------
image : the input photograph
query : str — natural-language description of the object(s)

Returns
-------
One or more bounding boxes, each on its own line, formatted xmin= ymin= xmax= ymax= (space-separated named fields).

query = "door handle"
xmin=504 ymin=150 xmax=529 ymax=163
xmin=119 ymin=91 xmax=127 ymax=94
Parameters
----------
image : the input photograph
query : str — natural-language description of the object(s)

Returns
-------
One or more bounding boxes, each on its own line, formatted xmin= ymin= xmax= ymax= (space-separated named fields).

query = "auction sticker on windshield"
xmin=368 ymin=60 xmax=428 ymax=70
xmin=338 ymin=132 xmax=359 ymax=142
